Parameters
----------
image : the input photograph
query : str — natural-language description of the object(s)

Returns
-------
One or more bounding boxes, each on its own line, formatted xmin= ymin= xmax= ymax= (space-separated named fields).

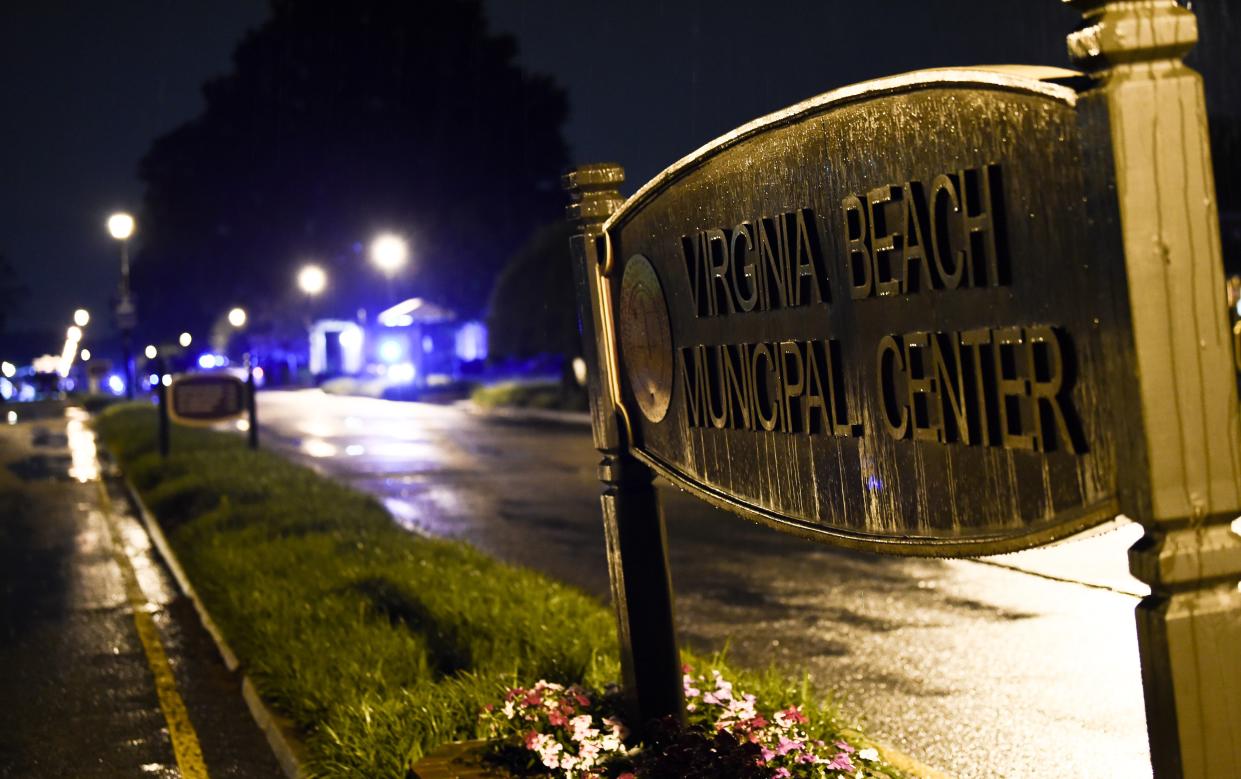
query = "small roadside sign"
xmin=167 ymin=372 xmax=247 ymax=426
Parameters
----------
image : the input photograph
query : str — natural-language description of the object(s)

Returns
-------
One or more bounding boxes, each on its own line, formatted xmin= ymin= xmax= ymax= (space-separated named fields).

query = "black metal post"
xmin=245 ymin=352 xmax=258 ymax=450
xmin=117 ymin=235 xmax=136 ymax=400
xmin=156 ymin=357 xmax=170 ymax=458
xmin=121 ymin=331 xmax=134 ymax=400
xmin=565 ymin=164 xmax=684 ymax=736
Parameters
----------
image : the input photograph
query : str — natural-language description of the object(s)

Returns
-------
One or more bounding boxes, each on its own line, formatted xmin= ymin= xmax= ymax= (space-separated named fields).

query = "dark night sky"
xmin=2 ymin=1 xmax=1236 ymax=344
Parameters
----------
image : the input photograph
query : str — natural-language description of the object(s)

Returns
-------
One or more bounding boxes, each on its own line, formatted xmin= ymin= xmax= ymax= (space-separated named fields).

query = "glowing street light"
xmin=179 ymin=332 xmax=192 ymax=348
xmin=66 ymin=326 xmax=82 ymax=342
xmin=1 ymin=362 xmax=14 ymax=378
xmin=145 ymin=344 xmax=158 ymax=360
xmin=228 ymin=307 xmax=247 ymax=328
xmin=298 ymin=264 xmax=328 ymax=296
xmin=73 ymin=308 xmax=90 ymax=327
xmin=369 ymin=234 xmax=408 ymax=277
xmin=107 ymin=212 xmax=135 ymax=240
xmin=80 ymin=349 xmax=91 ymax=361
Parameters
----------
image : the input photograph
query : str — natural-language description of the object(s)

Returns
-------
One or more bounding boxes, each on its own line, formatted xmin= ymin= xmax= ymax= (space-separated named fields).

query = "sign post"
xmin=156 ymin=357 xmax=170 ymax=459
xmin=568 ymin=1 xmax=1241 ymax=774
xmin=1066 ymin=2 xmax=1241 ymax=775
xmin=244 ymin=353 xmax=259 ymax=451
xmin=565 ymin=164 xmax=685 ymax=734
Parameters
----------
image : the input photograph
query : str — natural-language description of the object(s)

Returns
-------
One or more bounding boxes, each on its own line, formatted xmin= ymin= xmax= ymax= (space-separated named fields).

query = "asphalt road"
xmin=255 ymin=388 xmax=1151 ymax=779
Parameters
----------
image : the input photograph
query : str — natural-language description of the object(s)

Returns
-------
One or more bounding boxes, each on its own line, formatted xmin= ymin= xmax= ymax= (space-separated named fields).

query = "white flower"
xmin=858 ymin=747 xmax=879 ymax=762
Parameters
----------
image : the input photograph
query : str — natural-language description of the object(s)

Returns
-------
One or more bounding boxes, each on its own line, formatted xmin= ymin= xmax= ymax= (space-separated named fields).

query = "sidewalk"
xmin=0 ymin=402 xmax=282 ymax=778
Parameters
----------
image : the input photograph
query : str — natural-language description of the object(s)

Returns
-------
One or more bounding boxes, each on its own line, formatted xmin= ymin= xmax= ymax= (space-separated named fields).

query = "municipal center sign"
xmin=602 ymin=67 xmax=1132 ymax=555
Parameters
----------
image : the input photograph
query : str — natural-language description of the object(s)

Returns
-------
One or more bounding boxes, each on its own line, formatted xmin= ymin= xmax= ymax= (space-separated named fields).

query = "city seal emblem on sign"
xmin=618 ymin=254 xmax=673 ymax=423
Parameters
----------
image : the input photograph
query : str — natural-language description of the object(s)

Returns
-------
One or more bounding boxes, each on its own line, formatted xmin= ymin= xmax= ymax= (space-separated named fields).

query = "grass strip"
xmin=94 ymin=403 xmax=902 ymax=778
xmin=471 ymin=380 xmax=587 ymax=412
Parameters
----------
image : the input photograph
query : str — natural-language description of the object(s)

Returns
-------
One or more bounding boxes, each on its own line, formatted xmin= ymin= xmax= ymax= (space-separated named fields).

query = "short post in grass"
xmin=565 ymin=163 xmax=685 ymax=735
xmin=1064 ymin=2 xmax=1241 ymax=775
xmin=156 ymin=355 xmax=170 ymax=458
xmin=244 ymin=352 xmax=258 ymax=451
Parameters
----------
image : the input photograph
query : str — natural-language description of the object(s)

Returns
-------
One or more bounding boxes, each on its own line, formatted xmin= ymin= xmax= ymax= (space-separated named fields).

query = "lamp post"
xmin=297 ymin=264 xmax=328 ymax=381
xmin=227 ymin=307 xmax=258 ymax=450
xmin=107 ymin=212 xmax=136 ymax=398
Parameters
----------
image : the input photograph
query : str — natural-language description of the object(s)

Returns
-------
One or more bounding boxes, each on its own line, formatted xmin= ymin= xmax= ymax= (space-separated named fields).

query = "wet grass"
xmin=471 ymin=379 xmax=587 ymax=412
xmin=93 ymin=403 xmax=901 ymax=778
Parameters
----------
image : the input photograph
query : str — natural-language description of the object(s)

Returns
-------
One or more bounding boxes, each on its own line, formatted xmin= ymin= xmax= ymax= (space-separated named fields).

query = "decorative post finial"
xmin=563 ymin=163 xmax=625 ymax=233
xmin=1064 ymin=0 xmax=1198 ymax=70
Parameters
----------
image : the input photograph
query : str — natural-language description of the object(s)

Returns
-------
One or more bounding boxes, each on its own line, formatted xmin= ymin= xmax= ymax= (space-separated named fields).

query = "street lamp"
xmin=228 ymin=307 xmax=247 ymax=328
xmin=107 ymin=213 xmax=134 ymax=241
xmin=179 ymin=332 xmax=192 ymax=348
xmin=370 ymin=234 xmax=408 ymax=275
xmin=370 ymin=233 xmax=408 ymax=303
xmin=73 ymin=308 xmax=90 ymax=327
xmin=108 ymin=211 xmax=136 ymax=398
xmin=145 ymin=344 xmax=158 ymax=360
xmin=297 ymin=264 xmax=327 ymax=296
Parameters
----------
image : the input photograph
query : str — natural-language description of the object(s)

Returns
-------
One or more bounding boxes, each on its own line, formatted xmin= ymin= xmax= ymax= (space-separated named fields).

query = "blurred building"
xmin=307 ymin=297 xmax=486 ymax=391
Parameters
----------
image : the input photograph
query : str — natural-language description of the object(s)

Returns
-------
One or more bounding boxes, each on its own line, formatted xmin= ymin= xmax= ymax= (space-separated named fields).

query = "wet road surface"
xmin=255 ymin=389 xmax=1151 ymax=779
xmin=0 ymin=403 xmax=282 ymax=778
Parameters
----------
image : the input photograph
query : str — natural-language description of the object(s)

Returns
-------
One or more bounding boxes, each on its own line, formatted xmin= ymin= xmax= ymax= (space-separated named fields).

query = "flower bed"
xmin=480 ymin=665 xmax=898 ymax=779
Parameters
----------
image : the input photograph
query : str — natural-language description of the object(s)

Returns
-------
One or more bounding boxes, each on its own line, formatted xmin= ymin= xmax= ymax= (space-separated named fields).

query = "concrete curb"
xmin=118 ymin=475 xmax=308 ymax=779
xmin=458 ymin=400 xmax=590 ymax=428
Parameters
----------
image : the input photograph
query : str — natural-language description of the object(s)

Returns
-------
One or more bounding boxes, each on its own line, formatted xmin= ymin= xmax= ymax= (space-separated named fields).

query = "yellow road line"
xmin=96 ymin=479 xmax=210 ymax=779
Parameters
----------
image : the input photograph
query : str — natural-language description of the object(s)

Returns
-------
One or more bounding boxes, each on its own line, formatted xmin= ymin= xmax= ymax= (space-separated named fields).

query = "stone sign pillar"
xmin=564 ymin=164 xmax=684 ymax=734
xmin=1067 ymin=1 xmax=1241 ymax=775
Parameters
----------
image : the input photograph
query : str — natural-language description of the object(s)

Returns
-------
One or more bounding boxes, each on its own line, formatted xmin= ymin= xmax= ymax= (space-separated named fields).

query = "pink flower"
xmin=523 ymin=730 xmax=540 ymax=749
xmin=776 ymin=736 xmax=802 ymax=756
xmin=834 ymin=739 xmax=855 ymax=753
xmin=760 ymin=746 xmax=776 ymax=762
xmin=618 ymin=773 xmax=637 ymax=779
xmin=826 ymin=752 xmax=856 ymax=772
xmin=523 ymin=691 xmax=543 ymax=707
xmin=782 ymin=707 xmax=808 ymax=724
xmin=548 ymin=710 xmax=567 ymax=727
xmin=771 ymin=769 xmax=791 ymax=779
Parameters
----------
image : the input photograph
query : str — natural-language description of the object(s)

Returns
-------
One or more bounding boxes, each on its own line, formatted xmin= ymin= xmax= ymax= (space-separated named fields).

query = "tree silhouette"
xmin=486 ymin=221 xmax=578 ymax=362
xmin=133 ymin=0 xmax=569 ymax=343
